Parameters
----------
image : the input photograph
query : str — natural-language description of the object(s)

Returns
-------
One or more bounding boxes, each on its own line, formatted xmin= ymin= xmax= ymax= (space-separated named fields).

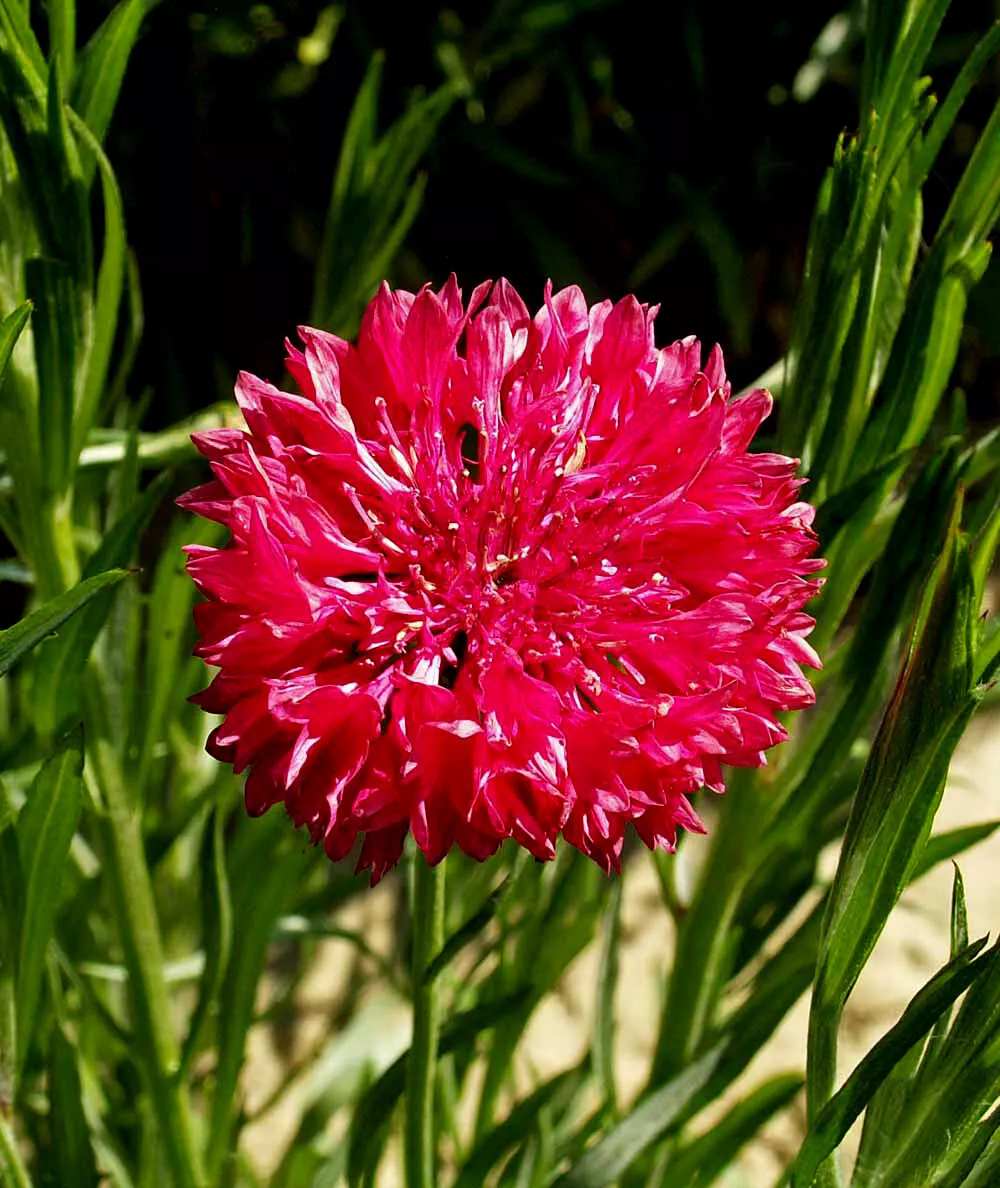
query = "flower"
xmin=181 ymin=277 xmax=822 ymax=882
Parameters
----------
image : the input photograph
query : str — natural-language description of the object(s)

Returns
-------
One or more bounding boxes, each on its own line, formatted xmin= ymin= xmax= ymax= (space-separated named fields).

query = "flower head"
xmin=182 ymin=277 xmax=822 ymax=882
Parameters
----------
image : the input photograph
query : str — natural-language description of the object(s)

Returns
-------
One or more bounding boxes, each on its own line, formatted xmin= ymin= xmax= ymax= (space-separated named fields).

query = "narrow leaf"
xmin=792 ymin=939 xmax=992 ymax=1187
xmin=454 ymin=1067 xmax=585 ymax=1188
xmin=205 ymin=822 xmax=312 ymax=1181
xmin=68 ymin=109 xmax=127 ymax=458
xmin=951 ymin=864 xmax=969 ymax=958
xmin=71 ymin=0 xmax=146 ymax=156
xmin=911 ymin=820 xmax=1000 ymax=881
xmin=554 ymin=1046 xmax=722 ymax=1187
xmin=49 ymin=1026 xmax=100 ymax=1188
xmin=812 ymin=505 xmax=978 ymax=1028
xmin=346 ymin=992 xmax=531 ymax=1188
xmin=0 ymin=0 xmax=45 ymax=86
xmin=665 ymin=1073 xmax=803 ymax=1188
xmin=424 ymin=880 xmax=505 ymax=985
xmin=0 ymin=303 xmax=31 ymax=387
xmin=957 ymin=1113 xmax=1000 ymax=1188
xmin=26 ymin=258 xmax=78 ymax=493
xmin=0 ymin=784 xmax=22 ymax=1115
xmin=593 ymin=875 xmax=622 ymax=1112
xmin=14 ymin=730 xmax=84 ymax=1077
xmin=179 ymin=807 xmax=233 ymax=1075
xmin=47 ymin=0 xmax=75 ymax=83
xmin=0 ymin=1111 xmax=32 ymax=1188
xmin=33 ymin=471 xmax=171 ymax=735
xmin=0 ymin=568 xmax=129 ymax=677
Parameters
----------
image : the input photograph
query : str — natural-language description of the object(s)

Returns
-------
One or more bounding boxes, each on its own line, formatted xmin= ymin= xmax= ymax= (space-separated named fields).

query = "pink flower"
xmin=181 ymin=277 xmax=822 ymax=882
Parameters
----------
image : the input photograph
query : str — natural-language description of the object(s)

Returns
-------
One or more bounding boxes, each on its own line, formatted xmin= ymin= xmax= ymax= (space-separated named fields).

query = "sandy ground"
xmin=241 ymin=707 xmax=1000 ymax=1186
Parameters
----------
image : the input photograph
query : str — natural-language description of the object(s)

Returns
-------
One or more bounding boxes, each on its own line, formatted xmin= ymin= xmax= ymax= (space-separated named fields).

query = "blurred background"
xmin=80 ymin=0 xmax=1000 ymax=428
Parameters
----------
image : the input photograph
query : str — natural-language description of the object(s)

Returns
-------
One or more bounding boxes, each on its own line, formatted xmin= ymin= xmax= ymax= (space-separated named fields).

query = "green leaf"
xmin=855 ymin=864 xmax=1000 ymax=1185
xmin=869 ymin=917 xmax=1000 ymax=1184
xmin=474 ymin=850 xmax=604 ymax=1140
xmin=0 ymin=1110 xmax=32 ymax=1188
xmin=963 ymin=423 xmax=1000 ymax=488
xmin=42 ymin=58 xmax=93 ymax=284
xmin=346 ymin=992 xmax=531 ymax=1188
xmin=665 ymin=1073 xmax=803 ymax=1188
xmin=454 ymin=1067 xmax=586 ymax=1188
xmin=0 ymin=568 xmax=129 ymax=677
xmin=917 ymin=865 xmax=971 ymax=1082
xmin=698 ymin=901 xmax=821 ymax=1118
xmin=0 ymin=0 xmax=46 ymax=89
xmin=33 ymin=471 xmax=171 ymax=736
xmin=46 ymin=0 xmax=75 ymax=83
xmin=858 ymin=0 xmax=907 ymax=121
xmin=791 ymin=939 xmax=992 ymax=1187
xmin=956 ymin=1114 xmax=1000 ymax=1188
xmin=554 ymin=1047 xmax=722 ymax=1187
xmin=312 ymin=53 xmax=455 ymax=334
xmin=937 ymin=96 xmax=1000 ymax=258
xmin=312 ymin=52 xmax=384 ymax=327
xmin=204 ymin=827 xmax=312 ymax=1181
xmin=0 ymin=38 xmax=53 ymax=261
xmin=103 ymin=247 xmax=143 ymax=414
xmin=14 ymin=730 xmax=84 ymax=1080
xmin=26 ymin=257 xmax=79 ymax=494
xmin=812 ymin=447 xmax=915 ymax=548
xmin=0 ymin=783 xmax=23 ymax=1116
xmin=67 ymin=109 xmax=127 ymax=460
xmin=859 ymin=242 xmax=991 ymax=473
xmin=912 ymin=23 xmax=1000 ymax=195
xmin=593 ymin=874 xmax=622 ymax=1112
xmin=49 ymin=1025 xmax=100 ymax=1188
xmin=811 ymin=503 xmax=978 ymax=1036
xmin=77 ymin=404 xmax=234 ymax=473
xmin=0 ymin=302 xmax=31 ymax=388
xmin=951 ymin=864 xmax=969 ymax=956
xmin=910 ymin=820 xmax=1000 ymax=882
xmin=851 ymin=1036 xmax=925 ymax=1187
xmin=71 ymin=0 xmax=146 ymax=158
xmin=135 ymin=515 xmax=219 ymax=799
xmin=423 ymin=879 xmax=504 ymax=985
xmin=867 ymin=0 xmax=949 ymax=154
xmin=179 ymin=806 xmax=233 ymax=1076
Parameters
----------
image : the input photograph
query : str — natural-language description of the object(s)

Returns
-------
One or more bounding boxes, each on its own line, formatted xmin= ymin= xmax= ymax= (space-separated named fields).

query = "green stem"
xmin=91 ymin=735 xmax=203 ymax=1188
xmin=0 ymin=1111 xmax=31 ymax=1188
xmin=31 ymin=492 xmax=79 ymax=602
xmin=404 ymin=855 xmax=446 ymax=1188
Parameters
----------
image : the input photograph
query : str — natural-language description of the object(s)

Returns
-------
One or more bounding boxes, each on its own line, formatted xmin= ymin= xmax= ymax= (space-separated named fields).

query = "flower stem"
xmin=404 ymin=855 xmax=446 ymax=1188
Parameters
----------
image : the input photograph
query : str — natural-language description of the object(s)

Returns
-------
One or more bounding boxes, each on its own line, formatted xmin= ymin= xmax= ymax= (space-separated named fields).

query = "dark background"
xmin=82 ymin=0 xmax=1000 ymax=426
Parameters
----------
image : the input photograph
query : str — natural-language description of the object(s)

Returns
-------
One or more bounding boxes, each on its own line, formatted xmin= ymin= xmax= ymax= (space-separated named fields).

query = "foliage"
xmin=0 ymin=0 xmax=999 ymax=1186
